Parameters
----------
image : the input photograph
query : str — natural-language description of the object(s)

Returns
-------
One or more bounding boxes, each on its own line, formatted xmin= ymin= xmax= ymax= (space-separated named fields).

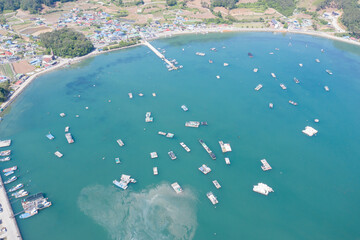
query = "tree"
xmin=0 ymin=81 xmax=10 ymax=103
xmin=166 ymin=0 xmax=177 ymax=6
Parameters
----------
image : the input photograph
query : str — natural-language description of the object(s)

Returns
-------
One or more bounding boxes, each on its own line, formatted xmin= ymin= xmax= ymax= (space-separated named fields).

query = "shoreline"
xmin=1 ymin=27 xmax=359 ymax=113
xmin=0 ymin=174 xmax=22 ymax=239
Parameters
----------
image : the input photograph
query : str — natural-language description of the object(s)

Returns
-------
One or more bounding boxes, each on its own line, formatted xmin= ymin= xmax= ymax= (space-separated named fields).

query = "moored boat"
xmin=255 ymin=84 xmax=263 ymax=91
xmin=180 ymin=142 xmax=191 ymax=152
xmin=213 ymin=180 xmax=221 ymax=189
xmin=0 ymin=157 xmax=10 ymax=162
xmin=206 ymin=192 xmax=218 ymax=205
xmin=199 ymin=164 xmax=211 ymax=174
xmin=19 ymin=209 xmax=38 ymax=219
xmin=171 ymin=182 xmax=183 ymax=194
xmin=128 ymin=93 xmax=133 ymax=99
xmin=46 ymin=132 xmax=54 ymax=140
xmin=0 ymin=150 xmax=11 ymax=157
xmin=181 ymin=105 xmax=188 ymax=112
xmin=185 ymin=121 xmax=200 ymax=128
xmin=4 ymin=171 xmax=14 ymax=177
xmin=0 ymin=140 xmax=11 ymax=148
xmin=153 ymin=167 xmax=158 ymax=175
xmin=248 ymin=52 xmax=253 ymax=58
xmin=269 ymin=103 xmax=273 ymax=109
xmin=3 ymin=166 xmax=17 ymax=173
xmin=168 ymin=151 xmax=177 ymax=160
xmin=4 ymin=176 xmax=17 ymax=184
xmin=117 ymin=139 xmax=124 ymax=147
xmin=280 ymin=84 xmax=287 ymax=90
xmin=54 ymin=151 xmax=63 ymax=158
xmin=115 ymin=158 xmax=121 ymax=164
xmin=253 ymin=183 xmax=274 ymax=195
xmin=225 ymin=157 xmax=231 ymax=165
xmin=324 ymin=86 xmax=330 ymax=92
xmin=289 ymin=100 xmax=298 ymax=106
xmin=326 ymin=69 xmax=333 ymax=75
xmin=9 ymin=183 xmax=23 ymax=192
xmin=294 ymin=77 xmax=300 ymax=84
xmin=65 ymin=133 xmax=74 ymax=144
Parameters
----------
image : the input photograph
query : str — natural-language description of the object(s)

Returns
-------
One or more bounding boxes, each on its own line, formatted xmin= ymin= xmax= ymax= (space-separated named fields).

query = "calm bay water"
xmin=1 ymin=32 xmax=360 ymax=240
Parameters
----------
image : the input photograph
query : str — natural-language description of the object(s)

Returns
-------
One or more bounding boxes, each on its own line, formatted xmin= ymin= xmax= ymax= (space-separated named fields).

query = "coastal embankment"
xmin=0 ymin=174 xmax=22 ymax=239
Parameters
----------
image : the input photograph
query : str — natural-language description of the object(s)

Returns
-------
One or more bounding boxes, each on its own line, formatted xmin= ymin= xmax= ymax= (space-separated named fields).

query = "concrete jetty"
xmin=142 ymin=40 xmax=178 ymax=70
xmin=0 ymin=175 xmax=22 ymax=239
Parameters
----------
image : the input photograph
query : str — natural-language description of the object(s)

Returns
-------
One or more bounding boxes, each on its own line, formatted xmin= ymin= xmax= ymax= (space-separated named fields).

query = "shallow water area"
xmin=0 ymin=32 xmax=360 ymax=240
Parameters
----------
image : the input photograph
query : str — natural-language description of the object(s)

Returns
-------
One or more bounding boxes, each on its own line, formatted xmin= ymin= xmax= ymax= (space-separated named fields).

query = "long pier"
xmin=142 ymin=40 xmax=178 ymax=70
xmin=0 ymin=174 xmax=22 ymax=239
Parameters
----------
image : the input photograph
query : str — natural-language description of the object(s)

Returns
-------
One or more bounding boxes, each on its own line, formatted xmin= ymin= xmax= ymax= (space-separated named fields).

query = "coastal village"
xmin=0 ymin=0 xmax=359 ymax=113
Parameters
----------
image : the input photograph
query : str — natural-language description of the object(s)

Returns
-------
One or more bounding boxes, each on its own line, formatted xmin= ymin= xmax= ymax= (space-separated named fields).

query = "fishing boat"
xmin=46 ymin=132 xmax=54 ymax=140
xmin=206 ymin=192 xmax=218 ymax=205
xmin=253 ymin=68 xmax=258 ymax=73
xmin=115 ymin=158 xmax=121 ymax=164
xmin=248 ymin=52 xmax=253 ymax=58
xmin=158 ymin=131 xmax=167 ymax=136
xmin=181 ymin=105 xmax=188 ymax=112
xmin=299 ymin=63 xmax=303 ymax=67
xmin=209 ymin=60 xmax=213 ymax=64
xmin=271 ymin=73 xmax=276 ymax=78
xmin=3 ymin=166 xmax=17 ymax=173
xmin=302 ymin=126 xmax=318 ymax=136
xmin=128 ymin=93 xmax=133 ymax=99
xmin=13 ymin=189 xmax=28 ymax=198
xmin=199 ymin=139 xmax=216 ymax=160
xmin=166 ymin=133 xmax=174 ymax=138
xmin=0 ymin=140 xmax=11 ymax=148
xmin=59 ymin=113 xmax=65 ymax=117
xmin=19 ymin=209 xmax=38 ymax=219
xmin=253 ymin=183 xmax=274 ymax=196
xmin=315 ymin=59 xmax=320 ymax=63
xmin=216 ymin=75 xmax=220 ymax=79
xmin=210 ymin=48 xmax=217 ymax=51
xmin=117 ymin=139 xmax=124 ymax=147
xmin=171 ymin=182 xmax=183 ymax=194
xmin=4 ymin=171 xmax=14 ymax=177
xmin=223 ymin=63 xmax=229 ymax=66
xmin=260 ymin=159 xmax=272 ymax=171
xmin=225 ymin=157 xmax=231 ymax=165
xmin=201 ymin=122 xmax=208 ymax=126
xmin=326 ymin=69 xmax=333 ymax=75
xmin=213 ymin=180 xmax=221 ymax=189
xmin=153 ymin=167 xmax=158 ymax=175
xmin=113 ymin=174 xmax=136 ymax=190
xmin=145 ymin=112 xmax=153 ymax=122
xmin=280 ymin=84 xmax=287 ymax=90
xmin=54 ymin=151 xmax=63 ymax=158
xmin=199 ymin=164 xmax=211 ymax=174
xmin=168 ymin=151 xmax=177 ymax=160
xmin=0 ymin=157 xmax=10 ymax=162
xmin=294 ymin=77 xmax=300 ymax=84
xmin=4 ymin=176 xmax=17 ymax=184
xmin=65 ymin=133 xmax=74 ymax=144
xmin=138 ymin=93 xmax=144 ymax=97
xmin=324 ymin=86 xmax=330 ymax=91
xmin=12 ymin=189 xmax=26 ymax=197
xmin=269 ymin=52 xmax=274 ymax=55
xmin=65 ymin=126 xmax=69 ymax=132
xmin=219 ymin=141 xmax=232 ymax=153
xmin=152 ymin=93 xmax=156 ymax=97
xmin=269 ymin=103 xmax=273 ymax=109
xmin=150 ymin=152 xmax=158 ymax=159
xmin=180 ymin=142 xmax=191 ymax=152
xmin=289 ymin=100 xmax=298 ymax=106
xmin=9 ymin=183 xmax=23 ymax=192
xmin=0 ymin=150 xmax=11 ymax=157
xmin=255 ymin=84 xmax=263 ymax=91
xmin=185 ymin=121 xmax=200 ymax=128
xmin=195 ymin=52 xmax=205 ymax=56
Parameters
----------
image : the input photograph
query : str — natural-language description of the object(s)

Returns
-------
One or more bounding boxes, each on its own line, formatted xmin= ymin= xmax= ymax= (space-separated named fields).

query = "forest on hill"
xmin=0 ymin=0 xmax=76 ymax=14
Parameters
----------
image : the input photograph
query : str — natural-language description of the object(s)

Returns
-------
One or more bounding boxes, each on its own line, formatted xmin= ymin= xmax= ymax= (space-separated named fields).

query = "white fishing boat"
xmin=145 ymin=112 xmax=153 ymax=122
xmin=324 ymin=86 xmax=330 ymax=92
xmin=255 ymin=84 xmax=263 ymax=91
xmin=65 ymin=133 xmax=74 ymax=144
xmin=299 ymin=63 xmax=303 ymax=67
xmin=0 ymin=157 xmax=10 ymax=162
xmin=302 ymin=126 xmax=318 ymax=136
xmin=168 ymin=151 xmax=177 ymax=160
xmin=253 ymin=68 xmax=258 ymax=73
xmin=269 ymin=103 xmax=273 ymax=109
xmin=0 ymin=140 xmax=11 ymax=148
xmin=253 ymin=183 xmax=274 ymax=196
xmin=54 ymin=151 xmax=63 ymax=158
xmin=60 ymin=113 xmax=66 ymax=117
xmin=171 ymin=182 xmax=183 ymax=194
xmin=115 ymin=158 xmax=121 ymax=164
xmin=117 ymin=139 xmax=124 ymax=147
xmin=280 ymin=84 xmax=287 ymax=90
xmin=260 ymin=159 xmax=272 ymax=171
xmin=212 ymin=180 xmax=221 ymax=189
xmin=225 ymin=157 xmax=231 ymax=165
xmin=158 ymin=131 xmax=167 ymax=136
xmin=198 ymin=164 xmax=211 ymax=174
xmin=223 ymin=63 xmax=229 ymax=66
xmin=113 ymin=174 xmax=136 ymax=190
xmin=216 ymin=75 xmax=220 ymax=79
xmin=195 ymin=52 xmax=205 ymax=56
xmin=150 ymin=152 xmax=158 ymax=159
xmin=271 ymin=73 xmax=276 ymax=78
xmin=152 ymin=93 xmax=156 ymax=97
xmin=315 ymin=59 xmax=320 ymax=63
xmin=185 ymin=121 xmax=200 ymax=128
xmin=219 ymin=141 xmax=232 ymax=153
xmin=166 ymin=133 xmax=174 ymax=138
xmin=181 ymin=105 xmax=188 ymax=112
xmin=206 ymin=192 xmax=218 ymax=205
xmin=180 ymin=142 xmax=191 ymax=152
xmin=65 ymin=126 xmax=69 ymax=132
xmin=289 ymin=100 xmax=298 ymax=106
xmin=0 ymin=150 xmax=11 ymax=157
xmin=153 ymin=167 xmax=158 ymax=175
xmin=128 ymin=93 xmax=133 ymax=99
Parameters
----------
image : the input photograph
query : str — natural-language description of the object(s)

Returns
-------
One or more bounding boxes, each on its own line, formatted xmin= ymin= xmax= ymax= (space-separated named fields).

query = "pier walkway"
xmin=142 ymin=40 xmax=178 ymax=70
xmin=0 ymin=175 xmax=22 ymax=239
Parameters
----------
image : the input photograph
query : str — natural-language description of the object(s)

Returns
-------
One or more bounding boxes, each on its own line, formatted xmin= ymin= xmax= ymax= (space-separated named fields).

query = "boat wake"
xmin=78 ymin=183 xmax=198 ymax=240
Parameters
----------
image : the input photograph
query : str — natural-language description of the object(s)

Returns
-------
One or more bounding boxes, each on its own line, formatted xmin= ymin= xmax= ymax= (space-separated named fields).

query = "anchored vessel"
xmin=206 ymin=192 xmax=219 ymax=205
xmin=0 ymin=157 xmax=10 ymax=162
xmin=199 ymin=164 xmax=211 ymax=174
xmin=255 ymin=84 xmax=263 ymax=91
xmin=179 ymin=142 xmax=191 ymax=152
xmin=324 ymin=86 xmax=329 ymax=92
xmin=219 ymin=141 xmax=232 ymax=153
xmin=4 ymin=176 xmax=17 ymax=185
xmin=145 ymin=112 xmax=153 ymax=122
xmin=213 ymin=180 xmax=221 ymax=189
xmin=260 ymin=159 xmax=272 ymax=171
xmin=117 ymin=139 xmax=124 ymax=147
xmin=199 ymin=139 xmax=216 ymax=160
xmin=158 ymin=131 xmax=167 ymax=136
xmin=253 ymin=68 xmax=258 ymax=72
xmin=4 ymin=171 xmax=14 ymax=177
xmin=150 ymin=152 xmax=158 ymax=159
xmin=289 ymin=100 xmax=298 ymax=106
xmin=12 ymin=189 xmax=29 ymax=199
xmin=20 ymin=193 xmax=52 ymax=219
xmin=171 ymin=182 xmax=183 ymax=194
xmin=0 ymin=140 xmax=11 ymax=148
xmin=166 ymin=133 xmax=174 ymax=138
xmin=271 ymin=73 xmax=276 ymax=78
xmin=269 ymin=103 xmax=274 ymax=109
xmin=0 ymin=150 xmax=11 ymax=157
xmin=46 ymin=133 xmax=54 ymax=140
xmin=153 ymin=167 xmax=158 ymax=175
xmin=253 ymin=183 xmax=274 ymax=196
xmin=326 ymin=69 xmax=333 ymax=75
xmin=65 ymin=126 xmax=69 ymax=132
xmin=168 ymin=151 xmax=177 ymax=160
xmin=302 ymin=126 xmax=318 ymax=136
xmin=9 ymin=183 xmax=23 ymax=192
xmin=65 ymin=133 xmax=74 ymax=144
xmin=128 ymin=93 xmax=133 ymax=99
xmin=248 ymin=52 xmax=253 ymax=58
xmin=54 ymin=151 xmax=63 ymax=158
xmin=280 ymin=84 xmax=287 ymax=90
xmin=181 ymin=105 xmax=188 ymax=112
xmin=113 ymin=174 xmax=136 ymax=190
xmin=185 ymin=121 xmax=200 ymax=128
xmin=225 ymin=157 xmax=231 ymax=165
xmin=3 ymin=166 xmax=17 ymax=173
xmin=294 ymin=77 xmax=300 ymax=84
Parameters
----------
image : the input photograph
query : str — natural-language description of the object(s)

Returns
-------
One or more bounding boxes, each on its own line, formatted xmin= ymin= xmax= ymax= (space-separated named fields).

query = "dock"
xmin=0 ymin=174 xmax=22 ymax=239
xmin=142 ymin=40 xmax=178 ymax=70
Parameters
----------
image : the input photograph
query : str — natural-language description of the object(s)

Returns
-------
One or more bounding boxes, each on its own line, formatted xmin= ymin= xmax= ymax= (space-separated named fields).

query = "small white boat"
xmin=299 ymin=63 xmax=303 ymax=67
xmin=128 ymin=93 xmax=133 ymax=99
xmin=212 ymin=180 xmax=221 ymax=189
xmin=152 ymin=93 xmax=156 ymax=97
xmin=0 ymin=140 xmax=11 ymax=148
xmin=54 ymin=151 xmax=63 ymax=158
xmin=280 ymin=84 xmax=287 ymax=90
xmin=206 ymin=192 xmax=218 ymax=205
xmin=198 ymin=164 xmax=211 ymax=174
xmin=253 ymin=68 xmax=258 ymax=73
xmin=271 ymin=73 xmax=276 ymax=78
xmin=60 ymin=113 xmax=66 ymax=117
xmin=171 ymin=182 xmax=183 ymax=194
xmin=180 ymin=142 xmax=191 ymax=152
xmin=150 ymin=152 xmax=158 ymax=159
xmin=315 ymin=59 xmax=320 ymax=63
xmin=65 ymin=126 xmax=69 ymax=132
xmin=269 ymin=103 xmax=273 ymax=109
xmin=216 ymin=75 xmax=220 ymax=79
xmin=324 ymin=86 xmax=330 ymax=92
xmin=253 ymin=183 xmax=274 ymax=196
xmin=255 ymin=84 xmax=263 ymax=91
xmin=153 ymin=167 xmax=158 ymax=175
xmin=117 ymin=139 xmax=124 ymax=147
xmin=223 ymin=63 xmax=229 ymax=66
xmin=225 ymin=158 xmax=231 ymax=165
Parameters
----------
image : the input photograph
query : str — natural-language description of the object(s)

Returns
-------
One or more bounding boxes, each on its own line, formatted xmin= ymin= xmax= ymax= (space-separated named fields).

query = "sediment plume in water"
xmin=78 ymin=183 xmax=198 ymax=240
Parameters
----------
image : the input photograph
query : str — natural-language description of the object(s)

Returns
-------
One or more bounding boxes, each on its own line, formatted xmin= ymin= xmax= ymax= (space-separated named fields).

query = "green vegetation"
xmin=0 ymin=0 xmax=76 ymax=14
xmin=0 ymin=81 xmax=10 ymax=103
xmin=115 ymin=9 xmax=129 ymax=17
xmin=317 ymin=0 xmax=360 ymax=37
xmin=39 ymin=28 xmax=94 ymax=58
xmin=166 ymin=0 xmax=177 ymax=6
xmin=265 ymin=0 xmax=295 ymax=16
xmin=211 ymin=0 xmax=237 ymax=9
xmin=103 ymin=39 xmax=140 ymax=51
xmin=0 ymin=64 xmax=15 ymax=80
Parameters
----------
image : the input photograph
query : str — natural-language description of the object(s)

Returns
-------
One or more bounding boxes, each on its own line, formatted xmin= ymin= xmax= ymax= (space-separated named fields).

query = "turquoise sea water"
xmin=1 ymin=32 xmax=360 ymax=240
